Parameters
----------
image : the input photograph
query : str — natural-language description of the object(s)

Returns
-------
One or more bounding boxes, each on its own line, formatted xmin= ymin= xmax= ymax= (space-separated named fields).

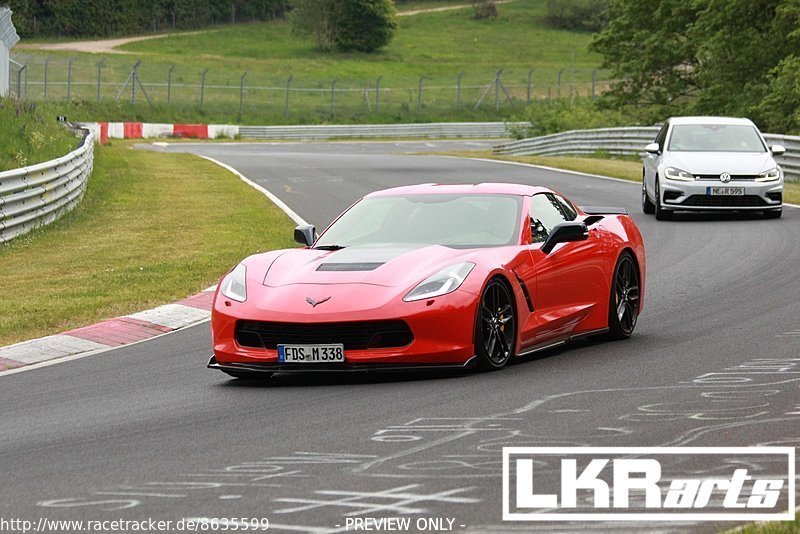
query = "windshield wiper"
xmin=314 ymin=244 xmax=346 ymax=251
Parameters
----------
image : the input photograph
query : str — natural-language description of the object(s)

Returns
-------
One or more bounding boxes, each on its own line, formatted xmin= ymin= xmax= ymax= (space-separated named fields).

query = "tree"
xmin=590 ymin=0 xmax=702 ymax=114
xmin=291 ymin=0 xmax=396 ymax=53
xmin=590 ymin=0 xmax=800 ymax=132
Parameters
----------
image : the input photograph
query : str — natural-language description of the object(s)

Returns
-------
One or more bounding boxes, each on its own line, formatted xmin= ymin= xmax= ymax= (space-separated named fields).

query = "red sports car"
xmin=208 ymin=183 xmax=645 ymax=378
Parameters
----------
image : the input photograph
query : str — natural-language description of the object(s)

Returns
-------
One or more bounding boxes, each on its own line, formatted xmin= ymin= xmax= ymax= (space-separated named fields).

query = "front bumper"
xmin=659 ymin=178 xmax=782 ymax=211
xmin=211 ymin=284 xmax=479 ymax=368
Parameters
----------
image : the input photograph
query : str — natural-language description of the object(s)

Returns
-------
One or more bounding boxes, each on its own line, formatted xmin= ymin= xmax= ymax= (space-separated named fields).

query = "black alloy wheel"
xmin=476 ymin=278 xmax=517 ymax=370
xmin=607 ymin=252 xmax=640 ymax=340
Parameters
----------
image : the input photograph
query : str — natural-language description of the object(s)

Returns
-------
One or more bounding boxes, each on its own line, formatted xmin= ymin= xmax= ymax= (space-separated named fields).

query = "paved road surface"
xmin=2 ymin=140 xmax=798 ymax=532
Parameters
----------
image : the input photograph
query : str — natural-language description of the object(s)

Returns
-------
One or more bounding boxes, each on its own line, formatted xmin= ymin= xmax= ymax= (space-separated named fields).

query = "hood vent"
xmin=316 ymin=262 xmax=384 ymax=272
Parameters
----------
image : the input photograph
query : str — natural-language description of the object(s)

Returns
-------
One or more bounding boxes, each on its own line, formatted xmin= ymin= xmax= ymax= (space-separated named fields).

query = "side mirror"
xmin=645 ymin=142 xmax=660 ymax=154
xmin=771 ymin=144 xmax=786 ymax=156
xmin=541 ymin=222 xmax=589 ymax=255
xmin=294 ymin=224 xmax=317 ymax=247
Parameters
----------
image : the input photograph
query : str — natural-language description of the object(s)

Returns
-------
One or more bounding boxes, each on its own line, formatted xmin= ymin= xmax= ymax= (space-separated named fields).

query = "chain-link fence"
xmin=7 ymin=54 xmax=613 ymax=121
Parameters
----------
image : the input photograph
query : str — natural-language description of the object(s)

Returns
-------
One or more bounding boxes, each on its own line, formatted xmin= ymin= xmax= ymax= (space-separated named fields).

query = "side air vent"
xmin=316 ymin=263 xmax=384 ymax=272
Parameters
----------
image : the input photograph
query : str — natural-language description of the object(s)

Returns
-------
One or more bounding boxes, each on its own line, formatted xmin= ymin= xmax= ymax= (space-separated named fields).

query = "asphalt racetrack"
xmin=2 ymin=140 xmax=799 ymax=533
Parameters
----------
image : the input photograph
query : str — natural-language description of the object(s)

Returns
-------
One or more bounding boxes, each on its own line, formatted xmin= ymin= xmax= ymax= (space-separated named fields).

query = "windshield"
xmin=668 ymin=124 xmax=766 ymax=153
xmin=314 ymin=193 xmax=522 ymax=249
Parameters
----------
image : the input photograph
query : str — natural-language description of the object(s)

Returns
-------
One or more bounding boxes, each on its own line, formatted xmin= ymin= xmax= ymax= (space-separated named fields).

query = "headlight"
xmin=756 ymin=167 xmax=780 ymax=182
xmin=220 ymin=263 xmax=247 ymax=302
xmin=403 ymin=262 xmax=475 ymax=302
xmin=664 ymin=167 xmax=695 ymax=181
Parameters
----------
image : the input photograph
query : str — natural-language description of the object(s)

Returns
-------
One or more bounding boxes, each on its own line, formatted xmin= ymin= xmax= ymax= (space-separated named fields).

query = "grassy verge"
xmin=438 ymin=151 xmax=800 ymax=204
xmin=734 ymin=514 xmax=800 ymax=533
xmin=14 ymin=1 xmax=604 ymax=125
xmin=0 ymin=141 xmax=294 ymax=346
xmin=0 ymin=98 xmax=81 ymax=170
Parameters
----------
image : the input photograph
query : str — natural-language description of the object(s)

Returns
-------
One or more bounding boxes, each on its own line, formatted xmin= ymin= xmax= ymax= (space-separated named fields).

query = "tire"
xmin=654 ymin=179 xmax=673 ymax=221
xmin=642 ymin=173 xmax=655 ymax=214
xmin=764 ymin=209 xmax=782 ymax=219
xmin=475 ymin=278 xmax=517 ymax=371
xmin=606 ymin=252 xmax=640 ymax=340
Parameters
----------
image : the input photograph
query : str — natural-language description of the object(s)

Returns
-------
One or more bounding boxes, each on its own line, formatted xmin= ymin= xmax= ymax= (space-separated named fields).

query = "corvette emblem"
xmin=306 ymin=296 xmax=331 ymax=307
xmin=720 ymin=172 xmax=732 ymax=183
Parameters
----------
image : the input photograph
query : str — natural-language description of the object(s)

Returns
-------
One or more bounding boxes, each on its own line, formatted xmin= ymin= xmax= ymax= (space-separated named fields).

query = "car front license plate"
xmin=278 ymin=344 xmax=344 ymax=363
xmin=707 ymin=187 xmax=744 ymax=196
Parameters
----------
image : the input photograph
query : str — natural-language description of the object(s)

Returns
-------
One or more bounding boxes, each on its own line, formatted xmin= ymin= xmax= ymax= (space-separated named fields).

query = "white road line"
xmin=199 ymin=154 xmax=309 ymax=226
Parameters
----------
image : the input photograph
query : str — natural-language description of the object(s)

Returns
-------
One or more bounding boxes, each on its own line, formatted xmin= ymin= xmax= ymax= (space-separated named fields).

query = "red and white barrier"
xmin=79 ymin=122 xmax=239 ymax=144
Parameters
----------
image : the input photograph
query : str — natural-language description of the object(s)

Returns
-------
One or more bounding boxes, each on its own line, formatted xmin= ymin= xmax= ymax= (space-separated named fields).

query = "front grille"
xmin=680 ymin=195 xmax=767 ymax=207
xmin=235 ymin=320 xmax=414 ymax=350
xmin=695 ymin=175 xmax=758 ymax=181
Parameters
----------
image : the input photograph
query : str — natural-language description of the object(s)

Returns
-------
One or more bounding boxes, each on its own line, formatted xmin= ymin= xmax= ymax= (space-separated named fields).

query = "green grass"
xmin=734 ymin=514 xmax=800 ymax=533
xmin=0 ymin=98 xmax=82 ymax=170
xmin=437 ymin=151 xmax=800 ymax=204
xmin=0 ymin=141 xmax=295 ymax=346
xmin=13 ymin=0 xmax=604 ymax=125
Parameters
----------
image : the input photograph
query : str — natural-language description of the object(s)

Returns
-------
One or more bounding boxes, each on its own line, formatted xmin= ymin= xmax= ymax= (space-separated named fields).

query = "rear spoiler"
xmin=580 ymin=206 xmax=628 ymax=215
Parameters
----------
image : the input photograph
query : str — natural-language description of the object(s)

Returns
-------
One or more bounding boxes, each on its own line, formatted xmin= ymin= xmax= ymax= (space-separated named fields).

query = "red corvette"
xmin=208 ymin=183 xmax=645 ymax=378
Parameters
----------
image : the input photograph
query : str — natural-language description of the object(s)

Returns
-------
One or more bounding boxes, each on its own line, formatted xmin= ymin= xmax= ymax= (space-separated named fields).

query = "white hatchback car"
xmin=642 ymin=116 xmax=785 ymax=220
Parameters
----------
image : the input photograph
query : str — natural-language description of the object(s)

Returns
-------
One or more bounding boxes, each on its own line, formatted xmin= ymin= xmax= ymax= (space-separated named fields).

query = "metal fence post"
xmin=330 ymin=78 xmax=337 ymax=117
xmin=375 ymin=76 xmax=382 ymax=114
xmin=16 ymin=64 xmax=24 ymax=99
xmin=96 ymin=59 xmax=104 ymax=102
xmin=456 ymin=72 xmax=464 ymax=109
xmin=200 ymin=68 xmax=209 ymax=110
xmin=284 ymin=75 xmax=292 ymax=119
xmin=527 ymin=67 xmax=535 ymax=104
xmin=67 ymin=58 xmax=73 ymax=100
xmin=591 ymin=69 xmax=597 ymax=100
xmin=167 ymin=65 xmax=175 ymax=106
xmin=131 ymin=60 xmax=141 ymax=104
xmin=239 ymin=71 xmax=248 ymax=116
xmin=43 ymin=57 xmax=49 ymax=100
xmin=495 ymin=70 xmax=501 ymax=111
xmin=418 ymin=76 xmax=426 ymax=113
xmin=557 ymin=68 xmax=564 ymax=99
xmin=23 ymin=62 xmax=27 ymax=99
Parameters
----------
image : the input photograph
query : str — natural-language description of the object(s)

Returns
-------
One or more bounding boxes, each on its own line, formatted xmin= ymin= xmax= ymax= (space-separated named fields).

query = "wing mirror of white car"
xmin=771 ymin=144 xmax=786 ymax=156
xmin=294 ymin=224 xmax=317 ymax=247
xmin=645 ymin=142 xmax=661 ymax=154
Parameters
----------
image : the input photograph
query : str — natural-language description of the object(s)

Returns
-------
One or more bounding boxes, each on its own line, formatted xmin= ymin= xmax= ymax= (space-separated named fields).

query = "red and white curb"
xmin=79 ymin=122 xmax=238 ymax=144
xmin=0 ymin=286 xmax=217 ymax=372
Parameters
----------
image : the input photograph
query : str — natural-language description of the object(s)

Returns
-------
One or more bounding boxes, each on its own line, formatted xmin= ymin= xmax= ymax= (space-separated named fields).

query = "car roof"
xmin=366 ymin=183 xmax=551 ymax=198
xmin=667 ymin=116 xmax=756 ymax=126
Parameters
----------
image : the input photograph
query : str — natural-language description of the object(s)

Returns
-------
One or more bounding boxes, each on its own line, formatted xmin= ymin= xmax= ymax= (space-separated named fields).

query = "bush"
xmin=291 ymin=0 xmax=396 ymax=52
xmin=512 ymin=98 xmax=633 ymax=138
xmin=544 ymin=0 xmax=608 ymax=32
xmin=752 ymin=55 xmax=800 ymax=135
xmin=335 ymin=0 xmax=397 ymax=52
xmin=471 ymin=0 xmax=498 ymax=20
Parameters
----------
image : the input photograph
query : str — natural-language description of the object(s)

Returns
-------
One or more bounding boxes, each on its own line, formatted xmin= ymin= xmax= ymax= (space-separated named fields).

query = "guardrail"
xmin=494 ymin=126 xmax=800 ymax=181
xmin=238 ymin=122 xmax=527 ymax=140
xmin=0 ymin=128 xmax=94 ymax=243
